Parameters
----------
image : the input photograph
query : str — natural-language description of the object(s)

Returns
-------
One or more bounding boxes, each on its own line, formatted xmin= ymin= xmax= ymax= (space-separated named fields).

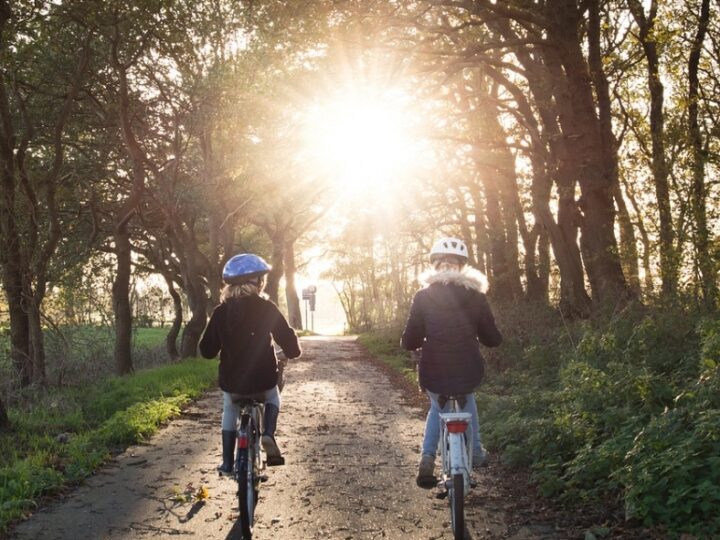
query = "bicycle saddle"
xmin=230 ymin=394 xmax=265 ymax=406
xmin=438 ymin=395 xmax=467 ymax=409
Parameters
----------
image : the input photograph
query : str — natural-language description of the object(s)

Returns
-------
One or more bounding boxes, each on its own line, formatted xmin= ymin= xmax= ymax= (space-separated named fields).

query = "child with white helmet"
xmin=401 ymin=237 xmax=502 ymax=487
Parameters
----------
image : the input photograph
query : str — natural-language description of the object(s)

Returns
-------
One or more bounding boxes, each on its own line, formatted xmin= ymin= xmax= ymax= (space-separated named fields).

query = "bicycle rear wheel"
xmin=237 ymin=448 xmax=257 ymax=538
xmin=449 ymin=472 xmax=465 ymax=540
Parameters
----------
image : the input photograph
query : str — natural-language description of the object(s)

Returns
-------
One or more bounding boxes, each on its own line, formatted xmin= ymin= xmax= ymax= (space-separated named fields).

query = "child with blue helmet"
xmin=200 ymin=253 xmax=302 ymax=473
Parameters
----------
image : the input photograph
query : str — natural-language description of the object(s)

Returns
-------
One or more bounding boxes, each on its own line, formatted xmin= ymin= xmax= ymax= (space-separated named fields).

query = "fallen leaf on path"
xmin=195 ymin=485 xmax=210 ymax=501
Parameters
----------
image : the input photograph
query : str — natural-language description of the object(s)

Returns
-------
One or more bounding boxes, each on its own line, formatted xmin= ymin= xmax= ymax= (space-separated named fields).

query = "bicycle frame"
xmin=234 ymin=400 xmax=265 ymax=539
xmin=439 ymin=411 xmax=472 ymax=491
xmin=438 ymin=398 xmax=473 ymax=540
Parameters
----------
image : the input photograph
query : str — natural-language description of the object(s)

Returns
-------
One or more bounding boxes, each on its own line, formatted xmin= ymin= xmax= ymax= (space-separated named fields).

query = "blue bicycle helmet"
xmin=222 ymin=253 xmax=272 ymax=284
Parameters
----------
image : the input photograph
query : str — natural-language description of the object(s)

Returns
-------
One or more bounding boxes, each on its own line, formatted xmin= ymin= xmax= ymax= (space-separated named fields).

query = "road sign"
xmin=301 ymin=286 xmax=317 ymax=331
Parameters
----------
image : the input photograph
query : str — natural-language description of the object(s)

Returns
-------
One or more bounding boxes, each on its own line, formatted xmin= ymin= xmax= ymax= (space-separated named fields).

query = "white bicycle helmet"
xmin=430 ymin=237 xmax=468 ymax=264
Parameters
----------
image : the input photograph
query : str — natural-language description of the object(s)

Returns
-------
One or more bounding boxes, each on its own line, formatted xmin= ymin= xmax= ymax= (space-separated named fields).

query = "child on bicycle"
xmin=200 ymin=253 xmax=302 ymax=474
xmin=401 ymin=237 xmax=502 ymax=488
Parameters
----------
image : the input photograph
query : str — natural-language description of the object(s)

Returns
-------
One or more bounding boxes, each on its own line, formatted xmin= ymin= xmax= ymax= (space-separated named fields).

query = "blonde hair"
xmin=220 ymin=276 xmax=267 ymax=302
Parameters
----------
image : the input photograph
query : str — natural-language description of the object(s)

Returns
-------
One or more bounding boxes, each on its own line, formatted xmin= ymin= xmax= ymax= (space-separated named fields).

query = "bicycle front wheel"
xmin=237 ymin=449 xmax=257 ymax=539
xmin=449 ymin=472 xmax=465 ymax=540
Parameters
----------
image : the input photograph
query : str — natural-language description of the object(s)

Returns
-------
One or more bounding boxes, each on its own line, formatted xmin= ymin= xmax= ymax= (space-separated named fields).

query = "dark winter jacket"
xmin=199 ymin=294 xmax=301 ymax=395
xmin=401 ymin=269 xmax=502 ymax=395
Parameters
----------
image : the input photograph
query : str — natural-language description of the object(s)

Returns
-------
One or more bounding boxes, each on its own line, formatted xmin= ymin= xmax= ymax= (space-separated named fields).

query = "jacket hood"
xmin=423 ymin=267 xmax=488 ymax=294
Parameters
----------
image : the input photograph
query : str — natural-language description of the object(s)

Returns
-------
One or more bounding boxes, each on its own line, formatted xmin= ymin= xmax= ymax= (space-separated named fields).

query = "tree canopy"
xmin=0 ymin=0 xmax=717 ymax=443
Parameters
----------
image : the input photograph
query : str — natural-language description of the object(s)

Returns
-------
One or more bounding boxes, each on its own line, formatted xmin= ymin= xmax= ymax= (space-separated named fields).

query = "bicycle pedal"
xmin=435 ymin=490 xmax=448 ymax=500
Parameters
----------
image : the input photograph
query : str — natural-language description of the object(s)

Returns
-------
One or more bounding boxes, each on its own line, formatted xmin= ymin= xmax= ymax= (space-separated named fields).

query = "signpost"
xmin=301 ymin=285 xmax=317 ymax=332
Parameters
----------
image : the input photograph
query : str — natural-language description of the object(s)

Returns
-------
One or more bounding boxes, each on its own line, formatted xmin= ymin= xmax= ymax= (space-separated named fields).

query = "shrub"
xmin=360 ymin=307 xmax=720 ymax=537
xmin=622 ymin=399 xmax=720 ymax=537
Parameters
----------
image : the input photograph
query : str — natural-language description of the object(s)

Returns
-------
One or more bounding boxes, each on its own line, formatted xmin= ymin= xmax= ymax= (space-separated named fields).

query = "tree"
xmin=628 ymin=0 xmax=676 ymax=296
xmin=0 ymin=0 xmax=92 ymax=385
xmin=687 ymin=0 xmax=716 ymax=306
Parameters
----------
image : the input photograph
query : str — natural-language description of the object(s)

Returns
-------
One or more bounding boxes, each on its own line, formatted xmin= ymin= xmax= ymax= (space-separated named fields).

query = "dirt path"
xmin=10 ymin=337 xmax=559 ymax=540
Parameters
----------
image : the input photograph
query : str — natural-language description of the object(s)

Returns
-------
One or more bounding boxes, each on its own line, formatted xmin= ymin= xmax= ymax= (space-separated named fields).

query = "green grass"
xmin=0 ymin=326 xmax=168 ymax=358
xmin=357 ymin=331 xmax=417 ymax=387
xmin=0 ymin=357 xmax=218 ymax=533
xmin=132 ymin=327 xmax=169 ymax=349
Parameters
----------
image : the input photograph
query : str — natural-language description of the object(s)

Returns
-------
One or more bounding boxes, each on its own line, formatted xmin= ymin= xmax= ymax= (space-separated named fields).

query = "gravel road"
xmin=10 ymin=336 xmax=552 ymax=540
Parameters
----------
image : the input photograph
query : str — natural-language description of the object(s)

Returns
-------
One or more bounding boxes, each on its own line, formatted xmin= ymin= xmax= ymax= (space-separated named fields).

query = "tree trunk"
xmin=688 ymin=0 xmax=715 ymax=306
xmin=110 ymin=19 xmax=148 ymax=374
xmin=614 ymin=180 xmax=642 ymax=297
xmin=496 ymin=156 xmax=524 ymax=300
xmin=26 ymin=297 xmax=46 ymax=386
xmin=283 ymin=239 xmax=303 ymax=329
xmin=504 ymin=29 xmax=592 ymax=314
xmin=163 ymin=273 xmax=182 ymax=360
xmin=546 ymin=1 xmax=631 ymax=304
xmin=627 ymin=0 xmax=675 ymax=296
xmin=0 ymin=72 xmax=32 ymax=384
xmin=453 ymin=186 xmax=477 ymax=266
xmin=180 ymin=304 xmax=205 ymax=358
xmin=113 ymin=225 xmax=134 ymax=375
xmin=265 ymin=230 xmax=285 ymax=306
xmin=180 ymin=264 xmax=207 ymax=359
xmin=1 ymin=255 xmax=32 ymax=385
xmin=478 ymin=170 xmax=503 ymax=294
xmin=469 ymin=185 xmax=489 ymax=275
xmin=473 ymin=85 xmax=524 ymax=300
xmin=206 ymin=217 xmax=224 ymax=312
xmin=522 ymin=223 xmax=546 ymax=303
xmin=200 ymin=128 xmax=226 ymax=312
xmin=0 ymin=395 xmax=9 ymax=431
xmin=623 ymin=177 xmax=655 ymax=295
xmin=534 ymin=164 xmax=592 ymax=316
xmin=538 ymin=227 xmax=550 ymax=299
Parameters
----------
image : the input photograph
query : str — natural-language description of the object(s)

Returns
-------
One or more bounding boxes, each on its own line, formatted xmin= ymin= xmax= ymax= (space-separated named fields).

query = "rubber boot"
xmin=473 ymin=445 xmax=489 ymax=469
xmin=262 ymin=404 xmax=284 ymax=466
xmin=217 ymin=430 xmax=235 ymax=476
xmin=416 ymin=454 xmax=436 ymax=488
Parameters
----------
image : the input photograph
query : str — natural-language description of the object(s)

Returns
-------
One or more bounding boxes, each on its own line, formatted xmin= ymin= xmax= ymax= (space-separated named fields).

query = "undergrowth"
xmin=360 ymin=303 xmax=720 ymax=539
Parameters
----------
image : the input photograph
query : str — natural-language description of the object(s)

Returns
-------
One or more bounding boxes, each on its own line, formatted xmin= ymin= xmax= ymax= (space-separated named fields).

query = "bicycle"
xmin=438 ymin=395 xmax=473 ymax=540
xmin=231 ymin=396 xmax=265 ymax=539
xmin=231 ymin=398 xmax=285 ymax=539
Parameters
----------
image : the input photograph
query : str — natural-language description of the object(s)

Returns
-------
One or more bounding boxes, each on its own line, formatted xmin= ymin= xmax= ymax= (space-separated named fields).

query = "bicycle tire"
xmin=237 ymin=449 xmax=256 ymax=539
xmin=450 ymin=472 xmax=465 ymax=540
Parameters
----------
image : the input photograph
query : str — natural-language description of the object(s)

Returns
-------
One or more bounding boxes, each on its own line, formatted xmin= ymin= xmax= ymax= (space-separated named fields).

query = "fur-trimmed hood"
xmin=422 ymin=267 xmax=488 ymax=294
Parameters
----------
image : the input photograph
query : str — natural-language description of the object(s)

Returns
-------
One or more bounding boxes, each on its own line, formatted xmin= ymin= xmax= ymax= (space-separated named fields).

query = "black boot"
xmin=262 ymin=404 xmax=284 ymax=466
xmin=218 ymin=430 xmax=235 ymax=476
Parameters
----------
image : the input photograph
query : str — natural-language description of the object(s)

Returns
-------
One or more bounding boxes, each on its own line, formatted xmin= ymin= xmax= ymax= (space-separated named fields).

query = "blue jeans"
xmin=421 ymin=391 xmax=482 ymax=458
xmin=221 ymin=386 xmax=281 ymax=431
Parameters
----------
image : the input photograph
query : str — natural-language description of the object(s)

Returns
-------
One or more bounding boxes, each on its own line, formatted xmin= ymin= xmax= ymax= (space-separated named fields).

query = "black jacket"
xmin=199 ymin=294 xmax=301 ymax=394
xmin=401 ymin=269 xmax=502 ymax=395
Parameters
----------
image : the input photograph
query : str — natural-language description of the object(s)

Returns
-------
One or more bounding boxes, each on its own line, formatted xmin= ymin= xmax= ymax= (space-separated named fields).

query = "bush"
xmin=361 ymin=305 xmax=720 ymax=537
xmin=622 ymin=399 xmax=720 ymax=536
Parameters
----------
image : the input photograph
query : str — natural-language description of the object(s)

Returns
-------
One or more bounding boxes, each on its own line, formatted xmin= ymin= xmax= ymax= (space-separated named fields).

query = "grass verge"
xmin=0 ymin=357 xmax=218 ymax=533
xmin=357 ymin=332 xmax=417 ymax=387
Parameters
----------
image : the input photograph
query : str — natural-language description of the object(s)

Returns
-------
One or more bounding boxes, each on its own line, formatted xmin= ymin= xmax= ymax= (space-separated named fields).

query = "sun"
xmin=300 ymin=88 xmax=428 ymax=197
